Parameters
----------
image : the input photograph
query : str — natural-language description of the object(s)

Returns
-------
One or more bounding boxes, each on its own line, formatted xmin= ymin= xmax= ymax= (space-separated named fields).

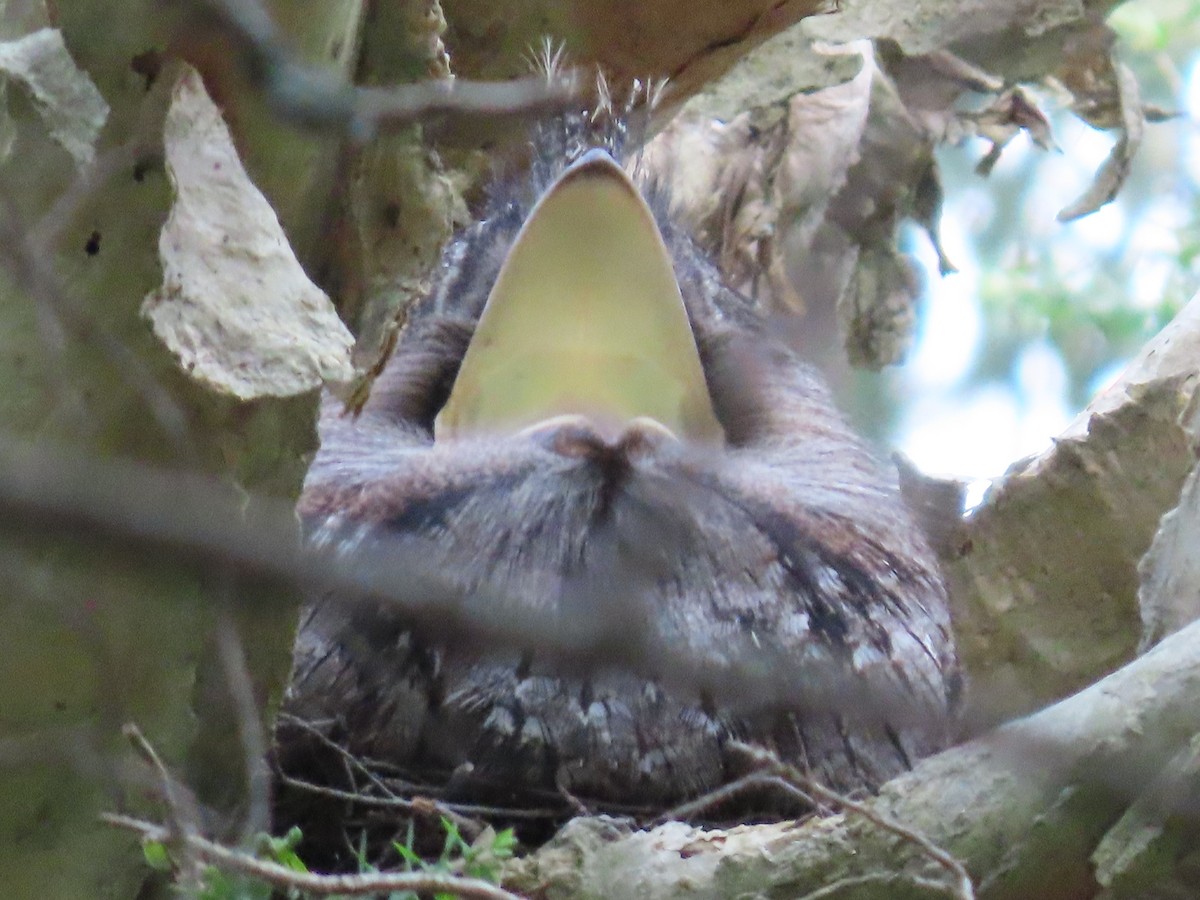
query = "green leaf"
xmin=247 ymin=827 xmax=309 ymax=874
xmin=492 ymin=828 xmax=517 ymax=859
xmin=439 ymin=816 xmax=465 ymax=860
xmin=280 ymin=825 xmax=303 ymax=851
xmin=273 ymin=846 xmax=308 ymax=874
xmin=392 ymin=840 xmax=424 ymax=868
xmin=196 ymin=867 xmax=272 ymax=900
xmin=354 ymin=830 xmax=377 ymax=874
xmin=141 ymin=839 xmax=172 ymax=872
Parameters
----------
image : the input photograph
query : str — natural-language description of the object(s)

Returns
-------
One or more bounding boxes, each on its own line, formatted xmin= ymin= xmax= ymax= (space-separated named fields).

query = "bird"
xmin=276 ymin=104 xmax=960 ymax=836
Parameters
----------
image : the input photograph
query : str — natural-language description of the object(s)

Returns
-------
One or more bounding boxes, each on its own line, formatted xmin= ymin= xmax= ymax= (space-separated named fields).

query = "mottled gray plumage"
xmin=278 ymin=118 xmax=959 ymax=818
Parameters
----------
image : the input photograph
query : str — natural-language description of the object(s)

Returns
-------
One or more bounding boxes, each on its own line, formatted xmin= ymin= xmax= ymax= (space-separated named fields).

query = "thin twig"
xmin=279 ymin=771 xmax=566 ymax=825
xmin=180 ymin=0 xmax=577 ymax=139
xmin=123 ymin=723 xmax=205 ymax=879
xmin=214 ymin=602 xmax=273 ymax=846
xmin=729 ymin=741 xmax=975 ymax=900
xmin=797 ymin=873 xmax=966 ymax=900
xmin=657 ymin=772 xmax=816 ymax=824
xmin=123 ymin=724 xmax=202 ymax=833
xmin=277 ymin=712 xmax=415 ymax=797
xmin=278 ymin=771 xmax=418 ymax=810
xmin=278 ymin=772 xmax=483 ymax=835
xmin=277 ymin=713 xmax=572 ymax=827
xmin=555 ymin=772 xmax=591 ymax=818
xmin=102 ymin=812 xmax=524 ymax=899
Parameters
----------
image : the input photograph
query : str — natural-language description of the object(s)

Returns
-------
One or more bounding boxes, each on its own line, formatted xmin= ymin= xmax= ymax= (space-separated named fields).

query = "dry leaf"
xmin=643 ymin=36 xmax=873 ymax=313
xmin=645 ymin=36 xmax=948 ymax=368
xmin=837 ymin=242 xmax=922 ymax=367
xmin=775 ymin=42 xmax=875 ymax=255
xmin=970 ymin=87 xmax=1057 ymax=176
xmin=1057 ymin=58 xmax=1143 ymax=221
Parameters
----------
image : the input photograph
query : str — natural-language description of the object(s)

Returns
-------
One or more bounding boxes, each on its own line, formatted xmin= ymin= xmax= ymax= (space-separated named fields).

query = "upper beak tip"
xmin=569 ymin=147 xmax=622 ymax=174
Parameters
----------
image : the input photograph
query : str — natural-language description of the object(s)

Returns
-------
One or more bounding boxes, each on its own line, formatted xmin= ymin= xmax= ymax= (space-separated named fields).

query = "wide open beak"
xmin=434 ymin=150 xmax=723 ymax=446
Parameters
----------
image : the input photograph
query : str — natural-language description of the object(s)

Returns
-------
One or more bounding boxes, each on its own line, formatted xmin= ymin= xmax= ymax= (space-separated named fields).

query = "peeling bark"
xmin=144 ymin=69 xmax=354 ymax=399
xmin=946 ymin=292 xmax=1200 ymax=732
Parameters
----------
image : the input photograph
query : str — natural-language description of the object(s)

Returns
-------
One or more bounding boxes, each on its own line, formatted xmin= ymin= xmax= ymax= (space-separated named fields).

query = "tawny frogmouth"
xmin=281 ymin=122 xmax=959 ymax=814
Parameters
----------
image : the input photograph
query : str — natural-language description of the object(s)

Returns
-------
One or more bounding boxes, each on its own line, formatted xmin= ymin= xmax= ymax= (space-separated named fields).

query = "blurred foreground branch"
xmin=0 ymin=437 xmax=914 ymax=726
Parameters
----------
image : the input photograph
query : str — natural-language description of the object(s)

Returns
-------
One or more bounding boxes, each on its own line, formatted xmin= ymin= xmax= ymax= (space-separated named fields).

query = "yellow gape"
xmin=435 ymin=150 xmax=723 ymax=445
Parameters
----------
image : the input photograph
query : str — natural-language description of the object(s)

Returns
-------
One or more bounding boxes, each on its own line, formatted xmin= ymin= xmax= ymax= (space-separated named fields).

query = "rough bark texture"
xmin=944 ymin=292 xmax=1200 ymax=732
xmin=0 ymin=4 xmax=352 ymax=897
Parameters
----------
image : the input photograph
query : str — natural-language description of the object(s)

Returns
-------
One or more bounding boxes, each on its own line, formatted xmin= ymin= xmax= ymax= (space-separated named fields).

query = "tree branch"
xmin=507 ymin=618 xmax=1200 ymax=898
xmin=0 ymin=436 xmax=923 ymax=726
xmin=101 ymin=812 xmax=522 ymax=899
